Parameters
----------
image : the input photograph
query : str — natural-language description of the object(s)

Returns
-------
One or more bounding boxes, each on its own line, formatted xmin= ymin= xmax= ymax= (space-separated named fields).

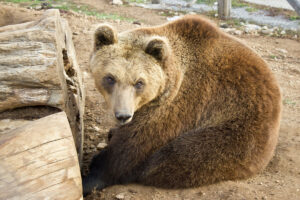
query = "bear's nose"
xmin=115 ymin=112 xmax=132 ymax=123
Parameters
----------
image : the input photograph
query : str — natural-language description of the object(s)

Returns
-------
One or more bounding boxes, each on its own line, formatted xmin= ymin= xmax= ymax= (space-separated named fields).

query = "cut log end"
xmin=0 ymin=112 xmax=83 ymax=200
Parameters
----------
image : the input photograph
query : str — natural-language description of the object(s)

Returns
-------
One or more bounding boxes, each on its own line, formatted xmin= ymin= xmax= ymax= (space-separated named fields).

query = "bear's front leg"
xmin=82 ymin=148 xmax=110 ymax=196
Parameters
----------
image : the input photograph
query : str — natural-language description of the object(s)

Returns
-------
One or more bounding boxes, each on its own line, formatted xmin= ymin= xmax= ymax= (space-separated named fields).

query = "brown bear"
xmin=83 ymin=15 xmax=281 ymax=196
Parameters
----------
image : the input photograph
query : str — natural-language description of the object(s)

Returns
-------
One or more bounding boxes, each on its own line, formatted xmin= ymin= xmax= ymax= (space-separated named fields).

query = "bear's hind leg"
xmin=138 ymin=127 xmax=252 ymax=188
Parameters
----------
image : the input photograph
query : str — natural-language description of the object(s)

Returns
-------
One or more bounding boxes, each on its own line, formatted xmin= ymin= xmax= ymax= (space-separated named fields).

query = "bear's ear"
xmin=145 ymin=36 xmax=170 ymax=62
xmin=94 ymin=24 xmax=118 ymax=51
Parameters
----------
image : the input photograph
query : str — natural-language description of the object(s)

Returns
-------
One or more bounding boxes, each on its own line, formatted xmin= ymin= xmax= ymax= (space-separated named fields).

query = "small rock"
xmin=280 ymin=30 xmax=286 ymax=35
xmin=133 ymin=21 xmax=141 ymax=25
xmin=222 ymin=28 xmax=236 ymax=33
xmin=189 ymin=11 xmax=196 ymax=15
xmin=73 ymin=32 xmax=79 ymax=35
xmin=234 ymin=30 xmax=243 ymax=35
xmin=262 ymin=196 xmax=267 ymax=200
xmin=97 ymin=142 xmax=107 ymax=149
xmin=220 ymin=23 xmax=229 ymax=28
xmin=93 ymin=125 xmax=100 ymax=132
xmin=89 ymin=135 xmax=95 ymax=140
xmin=112 ymin=0 xmax=123 ymax=5
xmin=35 ymin=5 xmax=42 ymax=10
xmin=275 ymin=180 xmax=280 ymax=183
xmin=115 ymin=193 xmax=125 ymax=199
xmin=261 ymin=29 xmax=273 ymax=35
xmin=244 ymin=24 xmax=261 ymax=33
xmin=128 ymin=188 xmax=137 ymax=194
xmin=151 ymin=0 xmax=160 ymax=4
xmin=276 ymin=48 xmax=287 ymax=54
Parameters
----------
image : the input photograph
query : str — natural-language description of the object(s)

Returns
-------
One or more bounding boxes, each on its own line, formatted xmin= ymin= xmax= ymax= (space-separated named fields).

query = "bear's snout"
xmin=115 ymin=111 xmax=132 ymax=124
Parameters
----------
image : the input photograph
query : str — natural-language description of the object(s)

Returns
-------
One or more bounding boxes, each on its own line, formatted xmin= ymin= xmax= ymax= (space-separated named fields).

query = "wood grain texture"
xmin=0 ymin=112 xmax=83 ymax=200
xmin=0 ymin=9 xmax=85 ymax=163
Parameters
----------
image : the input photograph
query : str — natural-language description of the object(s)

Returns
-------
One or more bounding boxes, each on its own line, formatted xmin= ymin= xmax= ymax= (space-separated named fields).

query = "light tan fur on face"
xmin=90 ymin=42 xmax=166 ymax=124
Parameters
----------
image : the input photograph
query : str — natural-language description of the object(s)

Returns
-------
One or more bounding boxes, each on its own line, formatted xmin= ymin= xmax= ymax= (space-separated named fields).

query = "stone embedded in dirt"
xmin=0 ymin=9 xmax=85 ymax=163
xmin=115 ymin=193 xmax=125 ymax=199
xmin=151 ymin=0 xmax=160 ymax=4
xmin=97 ymin=142 xmax=108 ymax=149
xmin=276 ymin=48 xmax=288 ymax=54
xmin=93 ymin=125 xmax=100 ymax=132
xmin=243 ymin=24 xmax=262 ymax=33
xmin=261 ymin=29 xmax=273 ymax=35
xmin=89 ymin=134 xmax=95 ymax=140
xmin=133 ymin=21 xmax=141 ymax=25
xmin=112 ymin=0 xmax=123 ymax=5
xmin=280 ymin=30 xmax=286 ymax=35
xmin=234 ymin=30 xmax=243 ymax=35
xmin=220 ymin=23 xmax=229 ymax=28
xmin=128 ymin=189 xmax=137 ymax=194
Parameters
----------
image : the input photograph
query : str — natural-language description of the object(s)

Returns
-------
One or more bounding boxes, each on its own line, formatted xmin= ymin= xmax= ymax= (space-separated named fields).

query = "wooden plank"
xmin=0 ymin=112 xmax=83 ymax=200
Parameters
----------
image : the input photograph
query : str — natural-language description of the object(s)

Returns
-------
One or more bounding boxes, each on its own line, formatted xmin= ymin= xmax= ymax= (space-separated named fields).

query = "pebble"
xmin=93 ymin=125 xmax=100 ymax=132
xmin=133 ymin=21 xmax=141 ymax=25
xmin=220 ymin=23 xmax=229 ymax=28
xmin=234 ymin=30 xmax=243 ymax=35
xmin=280 ymin=30 xmax=286 ymax=35
xmin=112 ymin=0 xmax=123 ymax=5
xmin=97 ymin=142 xmax=107 ymax=149
xmin=115 ymin=193 xmax=125 ymax=199
xmin=261 ymin=29 xmax=273 ymax=35
xmin=128 ymin=188 xmax=137 ymax=194
xmin=244 ymin=24 xmax=261 ymax=33
xmin=276 ymin=48 xmax=288 ymax=54
xmin=89 ymin=135 xmax=95 ymax=140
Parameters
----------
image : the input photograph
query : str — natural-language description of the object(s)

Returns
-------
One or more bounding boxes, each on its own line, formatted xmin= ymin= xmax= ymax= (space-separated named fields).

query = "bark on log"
xmin=287 ymin=0 xmax=300 ymax=16
xmin=0 ymin=112 xmax=83 ymax=200
xmin=0 ymin=9 xmax=85 ymax=163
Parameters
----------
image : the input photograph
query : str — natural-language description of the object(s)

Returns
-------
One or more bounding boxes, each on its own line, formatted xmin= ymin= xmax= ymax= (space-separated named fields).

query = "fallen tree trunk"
xmin=0 ymin=112 xmax=83 ymax=200
xmin=0 ymin=9 xmax=85 ymax=163
xmin=287 ymin=0 xmax=300 ymax=16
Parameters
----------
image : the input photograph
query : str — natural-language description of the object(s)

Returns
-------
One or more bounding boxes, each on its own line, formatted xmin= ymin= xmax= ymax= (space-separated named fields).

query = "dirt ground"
xmin=1 ymin=1 xmax=300 ymax=199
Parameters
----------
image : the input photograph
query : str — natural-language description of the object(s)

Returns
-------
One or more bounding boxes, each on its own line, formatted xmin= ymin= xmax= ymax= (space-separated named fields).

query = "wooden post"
xmin=287 ymin=0 xmax=300 ymax=16
xmin=0 ymin=112 xmax=83 ymax=200
xmin=218 ymin=0 xmax=231 ymax=19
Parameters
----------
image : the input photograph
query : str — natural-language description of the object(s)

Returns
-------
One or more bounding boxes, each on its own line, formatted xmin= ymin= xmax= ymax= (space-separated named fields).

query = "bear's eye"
xmin=104 ymin=75 xmax=116 ymax=85
xmin=134 ymin=80 xmax=145 ymax=90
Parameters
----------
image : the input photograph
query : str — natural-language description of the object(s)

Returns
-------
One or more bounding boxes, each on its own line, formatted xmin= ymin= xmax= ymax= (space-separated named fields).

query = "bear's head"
xmin=90 ymin=24 xmax=180 ymax=125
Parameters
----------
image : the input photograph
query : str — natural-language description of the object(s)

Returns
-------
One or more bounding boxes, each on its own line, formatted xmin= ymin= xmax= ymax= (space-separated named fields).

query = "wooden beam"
xmin=218 ymin=0 xmax=231 ymax=19
xmin=0 ymin=112 xmax=83 ymax=200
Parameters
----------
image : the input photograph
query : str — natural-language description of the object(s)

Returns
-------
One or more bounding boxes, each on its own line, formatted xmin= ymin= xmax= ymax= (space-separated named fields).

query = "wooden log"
xmin=218 ymin=0 xmax=231 ymax=19
xmin=0 ymin=9 xmax=85 ymax=163
xmin=287 ymin=0 xmax=300 ymax=16
xmin=0 ymin=112 xmax=82 ymax=200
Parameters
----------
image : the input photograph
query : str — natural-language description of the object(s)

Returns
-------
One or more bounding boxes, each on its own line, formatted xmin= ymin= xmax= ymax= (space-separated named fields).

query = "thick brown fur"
xmin=83 ymin=15 xmax=281 ymax=195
